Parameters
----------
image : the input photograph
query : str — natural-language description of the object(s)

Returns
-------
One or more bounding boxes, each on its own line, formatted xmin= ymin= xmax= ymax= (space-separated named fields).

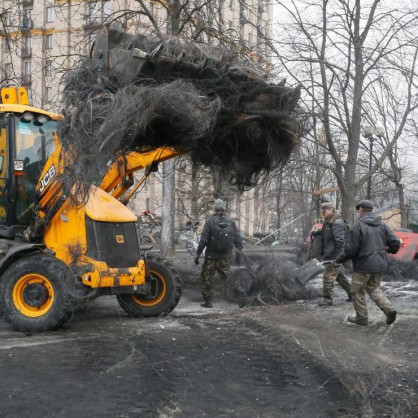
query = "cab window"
xmin=14 ymin=114 xmax=57 ymax=225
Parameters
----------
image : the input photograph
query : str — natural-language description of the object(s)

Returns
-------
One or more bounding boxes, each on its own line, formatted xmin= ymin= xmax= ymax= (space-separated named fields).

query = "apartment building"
xmin=0 ymin=0 xmax=274 ymax=236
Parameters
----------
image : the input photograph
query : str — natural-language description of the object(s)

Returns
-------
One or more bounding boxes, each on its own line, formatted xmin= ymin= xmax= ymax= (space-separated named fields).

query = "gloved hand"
xmin=194 ymin=254 xmax=200 ymax=265
xmin=235 ymin=251 xmax=242 ymax=266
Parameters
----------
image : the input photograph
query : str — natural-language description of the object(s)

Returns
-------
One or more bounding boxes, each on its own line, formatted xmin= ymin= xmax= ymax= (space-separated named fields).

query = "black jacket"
xmin=336 ymin=213 xmax=400 ymax=273
xmin=197 ymin=213 xmax=243 ymax=259
xmin=321 ymin=212 xmax=347 ymax=261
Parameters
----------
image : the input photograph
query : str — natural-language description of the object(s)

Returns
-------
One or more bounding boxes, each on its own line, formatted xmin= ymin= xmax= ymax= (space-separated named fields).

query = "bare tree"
xmin=271 ymin=0 xmax=418 ymax=220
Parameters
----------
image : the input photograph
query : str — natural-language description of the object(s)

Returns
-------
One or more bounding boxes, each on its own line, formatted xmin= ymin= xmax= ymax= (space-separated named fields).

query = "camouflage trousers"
xmin=201 ymin=257 xmax=231 ymax=300
xmin=351 ymin=272 xmax=393 ymax=319
xmin=323 ymin=264 xmax=351 ymax=299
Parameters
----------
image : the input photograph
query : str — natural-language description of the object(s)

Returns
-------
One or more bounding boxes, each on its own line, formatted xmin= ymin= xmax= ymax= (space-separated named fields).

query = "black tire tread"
xmin=116 ymin=254 xmax=182 ymax=318
xmin=0 ymin=255 xmax=75 ymax=332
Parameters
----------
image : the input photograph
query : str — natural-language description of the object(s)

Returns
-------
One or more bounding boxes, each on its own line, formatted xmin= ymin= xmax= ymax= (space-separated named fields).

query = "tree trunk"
xmin=211 ymin=167 xmax=225 ymax=200
xmin=170 ymin=0 xmax=181 ymax=34
xmin=244 ymin=193 xmax=251 ymax=235
xmin=396 ymin=182 xmax=407 ymax=228
xmin=160 ymin=159 xmax=176 ymax=257
xmin=275 ymin=171 xmax=284 ymax=237
xmin=235 ymin=192 xmax=242 ymax=229
xmin=340 ymin=182 xmax=357 ymax=224
xmin=190 ymin=162 xmax=199 ymax=219
xmin=160 ymin=0 xmax=181 ymax=258
xmin=253 ymin=186 xmax=260 ymax=231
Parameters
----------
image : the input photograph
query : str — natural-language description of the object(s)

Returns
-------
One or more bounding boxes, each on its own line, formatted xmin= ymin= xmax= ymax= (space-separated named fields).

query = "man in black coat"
xmin=318 ymin=202 xmax=351 ymax=306
xmin=335 ymin=200 xmax=401 ymax=326
xmin=194 ymin=199 xmax=243 ymax=308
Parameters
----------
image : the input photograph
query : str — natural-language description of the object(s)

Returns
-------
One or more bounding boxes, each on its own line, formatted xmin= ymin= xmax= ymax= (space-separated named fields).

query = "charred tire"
xmin=225 ymin=267 xmax=257 ymax=302
xmin=116 ymin=255 xmax=181 ymax=317
xmin=0 ymin=255 xmax=75 ymax=332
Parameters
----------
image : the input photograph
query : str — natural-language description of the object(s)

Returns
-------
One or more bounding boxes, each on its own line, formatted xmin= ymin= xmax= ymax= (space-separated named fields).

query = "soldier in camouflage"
xmin=335 ymin=200 xmax=401 ymax=326
xmin=318 ymin=202 xmax=351 ymax=306
xmin=194 ymin=199 xmax=243 ymax=308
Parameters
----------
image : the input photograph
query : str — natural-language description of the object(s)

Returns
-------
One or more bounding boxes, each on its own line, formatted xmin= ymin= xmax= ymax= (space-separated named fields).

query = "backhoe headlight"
xmin=36 ymin=115 xmax=50 ymax=124
xmin=21 ymin=112 xmax=34 ymax=122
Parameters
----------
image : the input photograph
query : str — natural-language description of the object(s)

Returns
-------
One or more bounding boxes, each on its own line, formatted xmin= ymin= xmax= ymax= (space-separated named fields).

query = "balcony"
xmin=21 ymin=74 xmax=32 ymax=86
xmin=21 ymin=47 xmax=32 ymax=58
xmin=20 ymin=18 xmax=33 ymax=31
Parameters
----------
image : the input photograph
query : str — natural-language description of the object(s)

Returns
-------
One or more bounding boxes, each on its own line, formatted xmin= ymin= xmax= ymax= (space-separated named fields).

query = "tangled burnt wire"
xmin=226 ymin=253 xmax=315 ymax=306
xmin=59 ymin=27 xmax=301 ymax=201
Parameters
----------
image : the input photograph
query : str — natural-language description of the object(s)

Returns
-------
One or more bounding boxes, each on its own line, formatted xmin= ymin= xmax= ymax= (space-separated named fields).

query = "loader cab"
xmin=0 ymin=87 xmax=58 ymax=237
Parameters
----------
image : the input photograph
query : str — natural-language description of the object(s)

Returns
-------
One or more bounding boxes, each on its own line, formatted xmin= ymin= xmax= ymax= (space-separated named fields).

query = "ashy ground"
xmin=0 ymin=255 xmax=417 ymax=418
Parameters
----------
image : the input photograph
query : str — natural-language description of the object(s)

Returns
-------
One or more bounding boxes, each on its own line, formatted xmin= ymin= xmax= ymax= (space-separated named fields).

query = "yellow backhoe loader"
xmin=0 ymin=85 xmax=185 ymax=332
xmin=0 ymin=25 xmax=300 ymax=332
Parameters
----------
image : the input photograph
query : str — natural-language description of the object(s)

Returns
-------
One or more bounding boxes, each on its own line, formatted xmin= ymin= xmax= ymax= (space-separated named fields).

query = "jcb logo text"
xmin=39 ymin=165 xmax=56 ymax=193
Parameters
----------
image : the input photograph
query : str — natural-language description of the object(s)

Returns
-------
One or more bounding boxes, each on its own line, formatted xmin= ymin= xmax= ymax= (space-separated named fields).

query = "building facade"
xmin=0 ymin=0 xmax=274 ymax=236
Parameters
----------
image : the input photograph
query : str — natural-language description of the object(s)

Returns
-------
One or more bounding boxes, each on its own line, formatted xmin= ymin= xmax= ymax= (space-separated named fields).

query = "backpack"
xmin=210 ymin=216 xmax=235 ymax=252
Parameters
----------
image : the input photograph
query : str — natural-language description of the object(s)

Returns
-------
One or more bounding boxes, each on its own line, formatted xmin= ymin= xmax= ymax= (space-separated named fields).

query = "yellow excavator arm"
xmin=100 ymin=148 xmax=185 ymax=203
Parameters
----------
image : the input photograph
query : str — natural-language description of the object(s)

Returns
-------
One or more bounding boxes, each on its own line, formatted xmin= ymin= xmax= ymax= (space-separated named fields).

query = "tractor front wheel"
xmin=116 ymin=255 xmax=181 ymax=317
xmin=0 ymin=255 xmax=75 ymax=332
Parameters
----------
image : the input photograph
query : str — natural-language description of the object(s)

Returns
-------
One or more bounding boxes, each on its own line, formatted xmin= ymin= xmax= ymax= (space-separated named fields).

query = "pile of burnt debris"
xmin=59 ymin=26 xmax=302 ymax=200
xmin=174 ymin=252 xmax=315 ymax=305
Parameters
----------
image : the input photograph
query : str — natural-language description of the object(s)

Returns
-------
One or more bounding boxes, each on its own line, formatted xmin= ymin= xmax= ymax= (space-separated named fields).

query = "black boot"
xmin=386 ymin=310 xmax=397 ymax=325
xmin=201 ymin=298 xmax=213 ymax=308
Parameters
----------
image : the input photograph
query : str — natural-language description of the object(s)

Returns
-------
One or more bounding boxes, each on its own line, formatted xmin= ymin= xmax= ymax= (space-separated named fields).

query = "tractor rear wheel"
xmin=0 ymin=255 xmax=75 ymax=332
xmin=116 ymin=254 xmax=181 ymax=317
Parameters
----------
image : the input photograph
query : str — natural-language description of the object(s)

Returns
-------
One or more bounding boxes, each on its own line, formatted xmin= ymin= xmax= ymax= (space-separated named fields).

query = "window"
xmin=45 ymin=34 xmax=53 ymax=50
xmin=103 ymin=1 xmax=112 ymax=21
xmin=24 ymin=36 xmax=31 ymax=49
xmin=14 ymin=115 xmax=58 ymax=225
xmin=46 ymin=7 xmax=55 ymax=23
xmin=26 ymin=89 xmax=33 ymax=104
xmin=3 ymin=39 xmax=11 ymax=53
xmin=5 ymin=63 xmax=13 ymax=79
xmin=24 ymin=61 xmax=31 ymax=76
xmin=21 ymin=16 xmax=32 ymax=30
xmin=45 ymin=87 xmax=52 ymax=102
xmin=22 ymin=61 xmax=31 ymax=84
xmin=4 ymin=12 xmax=12 ymax=26
xmin=45 ymin=60 xmax=52 ymax=76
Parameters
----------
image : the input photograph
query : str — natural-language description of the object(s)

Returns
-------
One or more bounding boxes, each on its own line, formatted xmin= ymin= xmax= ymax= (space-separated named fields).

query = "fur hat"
xmin=321 ymin=201 xmax=335 ymax=210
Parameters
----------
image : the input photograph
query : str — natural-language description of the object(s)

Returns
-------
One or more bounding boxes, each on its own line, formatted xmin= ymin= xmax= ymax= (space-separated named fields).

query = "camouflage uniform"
xmin=320 ymin=210 xmax=351 ymax=301
xmin=195 ymin=207 xmax=243 ymax=304
xmin=351 ymin=272 xmax=393 ymax=319
xmin=323 ymin=264 xmax=351 ymax=299
xmin=336 ymin=202 xmax=400 ymax=324
xmin=201 ymin=257 xmax=231 ymax=300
